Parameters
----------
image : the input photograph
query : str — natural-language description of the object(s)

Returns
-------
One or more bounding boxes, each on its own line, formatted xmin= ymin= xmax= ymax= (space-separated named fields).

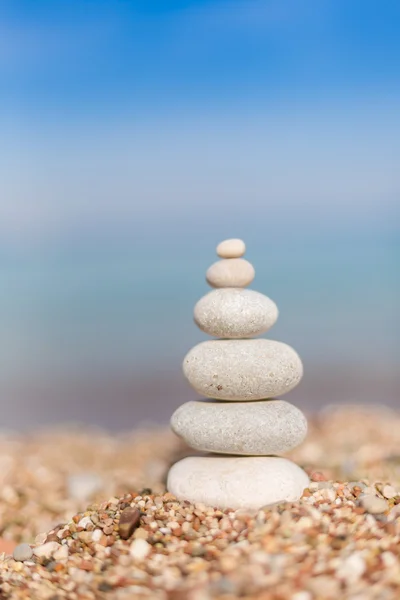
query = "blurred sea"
xmin=0 ymin=228 xmax=398 ymax=429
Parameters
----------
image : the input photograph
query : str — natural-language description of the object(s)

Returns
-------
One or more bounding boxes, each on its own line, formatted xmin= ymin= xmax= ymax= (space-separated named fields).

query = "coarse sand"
xmin=0 ymin=405 xmax=400 ymax=599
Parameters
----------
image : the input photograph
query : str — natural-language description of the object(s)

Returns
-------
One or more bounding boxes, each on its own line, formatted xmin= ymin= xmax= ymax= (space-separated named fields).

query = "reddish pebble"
xmin=80 ymin=560 xmax=94 ymax=571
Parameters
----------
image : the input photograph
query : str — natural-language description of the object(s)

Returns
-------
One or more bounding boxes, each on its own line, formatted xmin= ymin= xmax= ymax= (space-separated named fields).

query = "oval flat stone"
xmin=206 ymin=259 xmax=255 ymax=288
xmin=167 ymin=456 xmax=309 ymax=509
xmin=216 ymin=238 xmax=246 ymax=258
xmin=194 ymin=288 xmax=278 ymax=338
xmin=183 ymin=339 xmax=303 ymax=400
xmin=171 ymin=400 xmax=307 ymax=455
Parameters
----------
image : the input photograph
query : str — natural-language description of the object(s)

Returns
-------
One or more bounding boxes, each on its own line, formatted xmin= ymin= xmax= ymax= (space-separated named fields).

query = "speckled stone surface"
xmin=167 ymin=456 xmax=309 ymax=509
xmin=170 ymin=399 xmax=307 ymax=455
xmin=216 ymin=238 xmax=246 ymax=258
xmin=194 ymin=288 xmax=278 ymax=338
xmin=183 ymin=339 xmax=303 ymax=400
xmin=206 ymin=258 xmax=255 ymax=288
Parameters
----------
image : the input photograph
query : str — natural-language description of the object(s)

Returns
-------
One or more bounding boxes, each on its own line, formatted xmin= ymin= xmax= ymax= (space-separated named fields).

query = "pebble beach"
xmin=0 ymin=404 xmax=399 ymax=599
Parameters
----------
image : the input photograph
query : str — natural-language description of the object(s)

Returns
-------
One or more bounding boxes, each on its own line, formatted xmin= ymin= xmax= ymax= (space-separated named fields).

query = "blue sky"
xmin=0 ymin=0 xmax=399 ymax=243
xmin=2 ymin=0 xmax=399 ymax=115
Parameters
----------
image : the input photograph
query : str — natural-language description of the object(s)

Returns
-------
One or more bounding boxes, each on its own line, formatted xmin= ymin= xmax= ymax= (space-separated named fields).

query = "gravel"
xmin=0 ymin=405 xmax=399 ymax=599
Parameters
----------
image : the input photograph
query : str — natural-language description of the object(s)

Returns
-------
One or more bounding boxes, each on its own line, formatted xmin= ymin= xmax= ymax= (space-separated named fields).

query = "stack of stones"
xmin=167 ymin=239 xmax=309 ymax=510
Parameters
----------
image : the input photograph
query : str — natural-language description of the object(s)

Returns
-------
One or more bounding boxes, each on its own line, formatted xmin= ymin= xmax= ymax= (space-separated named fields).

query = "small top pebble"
xmin=216 ymin=238 xmax=246 ymax=258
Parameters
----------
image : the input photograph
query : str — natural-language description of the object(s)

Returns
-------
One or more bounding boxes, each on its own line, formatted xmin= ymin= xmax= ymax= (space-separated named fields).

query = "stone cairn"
xmin=167 ymin=238 xmax=309 ymax=510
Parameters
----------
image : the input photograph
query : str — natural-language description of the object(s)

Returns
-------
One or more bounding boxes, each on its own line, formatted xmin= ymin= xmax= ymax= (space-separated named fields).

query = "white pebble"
xmin=53 ymin=545 xmax=69 ymax=560
xmin=171 ymin=399 xmax=307 ymax=455
xmin=194 ymin=288 xmax=278 ymax=338
xmin=77 ymin=516 xmax=93 ymax=529
xmin=382 ymin=484 xmax=397 ymax=499
xmin=129 ymin=538 xmax=151 ymax=561
xmin=216 ymin=238 xmax=246 ymax=258
xmin=183 ymin=339 xmax=303 ymax=401
xmin=320 ymin=488 xmax=336 ymax=502
xmin=361 ymin=495 xmax=388 ymax=514
xmin=336 ymin=552 xmax=366 ymax=584
xmin=92 ymin=529 xmax=103 ymax=542
xmin=206 ymin=259 xmax=254 ymax=288
xmin=33 ymin=541 xmax=61 ymax=559
xmin=168 ymin=456 xmax=309 ymax=510
xmin=67 ymin=473 xmax=103 ymax=501
xmin=13 ymin=544 xmax=33 ymax=562
xmin=159 ymin=527 xmax=171 ymax=535
xmin=381 ymin=551 xmax=397 ymax=567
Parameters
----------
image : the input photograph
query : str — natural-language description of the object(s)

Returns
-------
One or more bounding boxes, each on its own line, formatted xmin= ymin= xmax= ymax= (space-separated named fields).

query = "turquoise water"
xmin=0 ymin=230 xmax=398 ymax=382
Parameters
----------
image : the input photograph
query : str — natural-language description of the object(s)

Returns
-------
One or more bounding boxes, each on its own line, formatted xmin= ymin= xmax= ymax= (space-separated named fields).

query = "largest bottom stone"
xmin=167 ymin=456 xmax=309 ymax=510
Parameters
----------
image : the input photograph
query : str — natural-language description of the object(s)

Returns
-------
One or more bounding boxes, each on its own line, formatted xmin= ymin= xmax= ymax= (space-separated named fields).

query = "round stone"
xmin=171 ymin=399 xmax=307 ymax=455
xmin=216 ymin=238 xmax=246 ymax=258
xmin=183 ymin=339 xmax=303 ymax=400
xmin=167 ymin=456 xmax=309 ymax=509
xmin=194 ymin=288 xmax=278 ymax=338
xmin=360 ymin=495 xmax=388 ymax=514
xmin=13 ymin=543 xmax=33 ymax=562
xmin=206 ymin=259 xmax=255 ymax=288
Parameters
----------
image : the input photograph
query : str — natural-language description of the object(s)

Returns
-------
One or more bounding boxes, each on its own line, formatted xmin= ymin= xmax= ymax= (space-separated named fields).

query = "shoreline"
xmin=0 ymin=365 xmax=398 ymax=431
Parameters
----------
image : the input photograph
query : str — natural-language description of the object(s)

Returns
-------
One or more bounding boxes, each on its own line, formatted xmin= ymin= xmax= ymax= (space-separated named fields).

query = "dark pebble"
xmin=98 ymin=582 xmax=114 ymax=592
xmin=118 ymin=506 xmax=141 ymax=540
